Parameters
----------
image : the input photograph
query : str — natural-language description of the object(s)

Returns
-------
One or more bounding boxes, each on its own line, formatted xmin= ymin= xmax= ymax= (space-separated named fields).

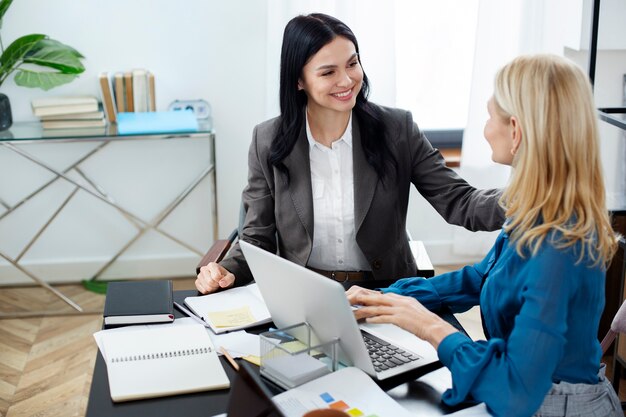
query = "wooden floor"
xmin=0 ymin=278 xmax=197 ymax=417
xmin=1 ymin=270 xmax=625 ymax=417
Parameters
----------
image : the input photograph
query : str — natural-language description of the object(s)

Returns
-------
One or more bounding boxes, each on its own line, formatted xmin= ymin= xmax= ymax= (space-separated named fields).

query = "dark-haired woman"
xmin=195 ymin=13 xmax=504 ymax=294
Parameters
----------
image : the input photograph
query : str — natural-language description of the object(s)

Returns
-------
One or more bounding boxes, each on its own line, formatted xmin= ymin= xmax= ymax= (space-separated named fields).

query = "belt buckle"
xmin=331 ymin=271 xmax=348 ymax=283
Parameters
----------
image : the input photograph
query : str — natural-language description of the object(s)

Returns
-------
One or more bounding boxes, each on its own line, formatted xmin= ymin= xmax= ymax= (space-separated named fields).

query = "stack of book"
xmin=32 ymin=96 xmax=106 ymax=130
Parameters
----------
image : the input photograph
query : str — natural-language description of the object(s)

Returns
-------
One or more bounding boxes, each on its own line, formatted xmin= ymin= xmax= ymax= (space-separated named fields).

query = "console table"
xmin=0 ymin=122 xmax=216 ymax=315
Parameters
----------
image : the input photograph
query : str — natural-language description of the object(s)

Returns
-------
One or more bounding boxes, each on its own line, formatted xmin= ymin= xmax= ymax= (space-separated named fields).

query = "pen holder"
xmin=260 ymin=322 xmax=339 ymax=390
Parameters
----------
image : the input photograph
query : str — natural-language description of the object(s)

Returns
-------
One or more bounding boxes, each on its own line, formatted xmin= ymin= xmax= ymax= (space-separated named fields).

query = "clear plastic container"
xmin=260 ymin=322 xmax=339 ymax=389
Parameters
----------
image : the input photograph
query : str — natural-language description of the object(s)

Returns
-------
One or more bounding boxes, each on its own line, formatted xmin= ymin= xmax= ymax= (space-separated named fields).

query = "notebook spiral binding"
xmin=111 ymin=347 xmax=212 ymax=363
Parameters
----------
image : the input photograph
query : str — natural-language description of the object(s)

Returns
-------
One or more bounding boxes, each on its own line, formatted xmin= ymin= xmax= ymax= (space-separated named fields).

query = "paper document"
xmin=272 ymin=367 xmax=413 ymax=417
xmin=184 ymin=284 xmax=271 ymax=334
xmin=213 ymin=330 xmax=261 ymax=358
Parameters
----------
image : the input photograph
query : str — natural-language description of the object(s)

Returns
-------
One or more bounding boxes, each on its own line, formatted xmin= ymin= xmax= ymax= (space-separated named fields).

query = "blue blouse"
xmin=383 ymin=228 xmax=605 ymax=417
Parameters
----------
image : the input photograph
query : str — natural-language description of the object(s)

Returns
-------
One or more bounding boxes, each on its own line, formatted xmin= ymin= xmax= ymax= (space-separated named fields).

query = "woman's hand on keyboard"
xmin=345 ymin=285 xmax=381 ymax=303
xmin=348 ymin=291 xmax=457 ymax=349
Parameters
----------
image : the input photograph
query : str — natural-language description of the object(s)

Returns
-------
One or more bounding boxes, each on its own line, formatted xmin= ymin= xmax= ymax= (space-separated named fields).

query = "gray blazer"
xmin=221 ymin=105 xmax=505 ymax=285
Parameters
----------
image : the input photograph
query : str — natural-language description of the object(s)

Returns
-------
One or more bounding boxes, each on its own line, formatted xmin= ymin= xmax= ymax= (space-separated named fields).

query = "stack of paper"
xmin=272 ymin=367 xmax=414 ymax=417
xmin=262 ymin=353 xmax=330 ymax=389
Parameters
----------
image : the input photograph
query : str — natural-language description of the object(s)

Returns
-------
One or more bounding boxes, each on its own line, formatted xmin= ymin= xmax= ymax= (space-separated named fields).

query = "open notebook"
xmin=184 ymin=284 xmax=271 ymax=334
xmin=100 ymin=323 xmax=230 ymax=402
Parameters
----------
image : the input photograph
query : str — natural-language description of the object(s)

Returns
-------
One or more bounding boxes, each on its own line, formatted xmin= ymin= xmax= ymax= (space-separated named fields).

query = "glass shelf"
xmin=0 ymin=120 xmax=214 ymax=142
xmin=598 ymin=108 xmax=626 ymax=132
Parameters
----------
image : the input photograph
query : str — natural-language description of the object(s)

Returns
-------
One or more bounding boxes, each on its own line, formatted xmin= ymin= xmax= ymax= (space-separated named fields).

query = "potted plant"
xmin=0 ymin=0 xmax=86 ymax=130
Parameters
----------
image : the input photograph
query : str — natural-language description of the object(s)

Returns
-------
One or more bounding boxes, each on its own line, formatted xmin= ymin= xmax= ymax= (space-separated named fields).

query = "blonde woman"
xmin=347 ymin=54 xmax=620 ymax=417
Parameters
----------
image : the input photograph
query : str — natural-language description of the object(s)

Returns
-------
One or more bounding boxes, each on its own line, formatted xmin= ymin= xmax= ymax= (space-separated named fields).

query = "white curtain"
xmin=264 ymin=0 xmax=397 ymax=120
xmin=452 ymin=0 xmax=571 ymax=256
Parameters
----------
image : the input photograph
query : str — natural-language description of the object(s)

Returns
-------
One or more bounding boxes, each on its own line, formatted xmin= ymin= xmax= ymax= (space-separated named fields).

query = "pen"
xmin=220 ymin=346 xmax=240 ymax=371
xmin=173 ymin=301 xmax=210 ymax=328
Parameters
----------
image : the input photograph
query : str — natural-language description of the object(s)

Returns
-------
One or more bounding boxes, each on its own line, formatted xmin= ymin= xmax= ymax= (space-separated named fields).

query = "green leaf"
xmin=0 ymin=33 xmax=46 ymax=74
xmin=14 ymin=69 xmax=78 ymax=90
xmin=81 ymin=279 xmax=109 ymax=295
xmin=30 ymin=38 xmax=85 ymax=59
xmin=0 ymin=0 xmax=13 ymax=22
xmin=25 ymin=43 xmax=85 ymax=74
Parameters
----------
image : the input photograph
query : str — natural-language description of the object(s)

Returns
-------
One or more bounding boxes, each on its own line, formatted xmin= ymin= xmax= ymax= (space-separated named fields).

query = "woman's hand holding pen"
xmin=195 ymin=262 xmax=235 ymax=294
xmin=347 ymin=290 xmax=457 ymax=349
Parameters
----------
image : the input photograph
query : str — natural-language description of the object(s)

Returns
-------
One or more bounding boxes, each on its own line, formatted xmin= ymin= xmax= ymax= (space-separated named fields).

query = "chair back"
xmin=602 ymin=300 xmax=626 ymax=354
xmin=600 ymin=236 xmax=626 ymax=354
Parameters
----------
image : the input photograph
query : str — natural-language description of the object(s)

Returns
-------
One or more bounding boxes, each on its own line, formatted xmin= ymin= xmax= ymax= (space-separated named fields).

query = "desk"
xmin=86 ymin=288 xmax=468 ymax=417
xmin=0 ymin=122 xmax=216 ymax=315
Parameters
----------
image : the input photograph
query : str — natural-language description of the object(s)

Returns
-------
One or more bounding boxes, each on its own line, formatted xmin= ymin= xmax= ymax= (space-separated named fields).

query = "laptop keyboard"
xmin=362 ymin=332 xmax=421 ymax=373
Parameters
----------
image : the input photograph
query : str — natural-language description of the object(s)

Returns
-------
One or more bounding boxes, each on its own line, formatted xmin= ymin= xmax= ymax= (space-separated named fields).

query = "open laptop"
xmin=239 ymin=241 xmax=438 ymax=381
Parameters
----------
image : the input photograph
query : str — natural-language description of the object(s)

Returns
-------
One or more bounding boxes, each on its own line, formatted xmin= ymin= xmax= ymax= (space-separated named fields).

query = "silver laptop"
xmin=239 ymin=241 xmax=438 ymax=380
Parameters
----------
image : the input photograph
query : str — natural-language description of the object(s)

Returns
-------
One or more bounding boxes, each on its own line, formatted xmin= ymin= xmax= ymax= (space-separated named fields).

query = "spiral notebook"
xmin=101 ymin=323 xmax=230 ymax=402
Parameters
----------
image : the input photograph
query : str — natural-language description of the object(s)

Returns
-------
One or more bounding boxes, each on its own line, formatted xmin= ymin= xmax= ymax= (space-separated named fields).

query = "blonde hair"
xmin=495 ymin=54 xmax=616 ymax=266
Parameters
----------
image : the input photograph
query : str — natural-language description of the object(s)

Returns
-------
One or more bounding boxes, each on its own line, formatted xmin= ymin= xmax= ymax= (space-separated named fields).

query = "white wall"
xmin=1 ymin=1 xmax=268 ymax=282
xmin=2 ymin=0 xmax=267 ymax=236
xmin=563 ymin=0 xmax=626 ymax=211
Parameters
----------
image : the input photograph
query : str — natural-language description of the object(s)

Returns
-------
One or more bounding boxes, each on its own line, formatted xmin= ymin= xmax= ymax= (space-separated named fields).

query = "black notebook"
xmin=104 ymin=280 xmax=174 ymax=326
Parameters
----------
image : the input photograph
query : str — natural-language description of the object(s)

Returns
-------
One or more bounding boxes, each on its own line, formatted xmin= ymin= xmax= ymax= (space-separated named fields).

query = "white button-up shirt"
xmin=305 ymin=112 xmax=370 ymax=271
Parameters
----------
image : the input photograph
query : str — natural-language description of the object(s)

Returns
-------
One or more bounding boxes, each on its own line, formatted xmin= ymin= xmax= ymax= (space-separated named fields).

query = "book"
xmin=113 ymin=72 xmax=126 ymax=113
xmin=116 ymin=110 xmax=198 ymax=135
xmin=100 ymin=323 xmax=230 ymax=402
xmin=31 ymin=96 xmax=99 ymax=117
xmin=40 ymin=110 xmax=104 ymax=121
xmin=272 ymin=367 xmax=414 ymax=417
xmin=98 ymin=72 xmax=117 ymax=124
xmin=103 ymin=280 xmax=174 ymax=326
xmin=148 ymin=71 xmax=156 ymax=111
xmin=184 ymin=283 xmax=271 ymax=334
xmin=41 ymin=126 xmax=107 ymax=138
xmin=132 ymin=68 xmax=149 ymax=112
xmin=124 ymin=71 xmax=134 ymax=112
xmin=42 ymin=118 xmax=106 ymax=130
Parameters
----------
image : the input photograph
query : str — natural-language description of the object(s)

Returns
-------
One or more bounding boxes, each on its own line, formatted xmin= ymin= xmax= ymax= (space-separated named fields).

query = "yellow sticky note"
xmin=279 ymin=340 xmax=322 ymax=356
xmin=242 ymin=355 xmax=261 ymax=366
xmin=280 ymin=340 xmax=309 ymax=353
xmin=206 ymin=306 xmax=255 ymax=328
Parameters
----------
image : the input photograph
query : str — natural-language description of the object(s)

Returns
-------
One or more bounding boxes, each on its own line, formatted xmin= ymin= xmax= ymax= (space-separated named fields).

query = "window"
xmin=394 ymin=1 xmax=479 ymax=146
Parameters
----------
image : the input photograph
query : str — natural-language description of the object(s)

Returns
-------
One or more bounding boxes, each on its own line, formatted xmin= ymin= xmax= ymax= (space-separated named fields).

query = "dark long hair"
xmin=269 ymin=13 xmax=396 ymax=184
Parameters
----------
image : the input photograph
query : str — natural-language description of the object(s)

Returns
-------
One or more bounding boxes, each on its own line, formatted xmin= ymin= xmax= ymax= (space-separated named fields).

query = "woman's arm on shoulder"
xmin=396 ymin=110 xmax=504 ymax=232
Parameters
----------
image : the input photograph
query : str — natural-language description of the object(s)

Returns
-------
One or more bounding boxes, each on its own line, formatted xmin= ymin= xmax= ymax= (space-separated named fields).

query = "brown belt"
xmin=308 ymin=267 xmax=373 ymax=282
